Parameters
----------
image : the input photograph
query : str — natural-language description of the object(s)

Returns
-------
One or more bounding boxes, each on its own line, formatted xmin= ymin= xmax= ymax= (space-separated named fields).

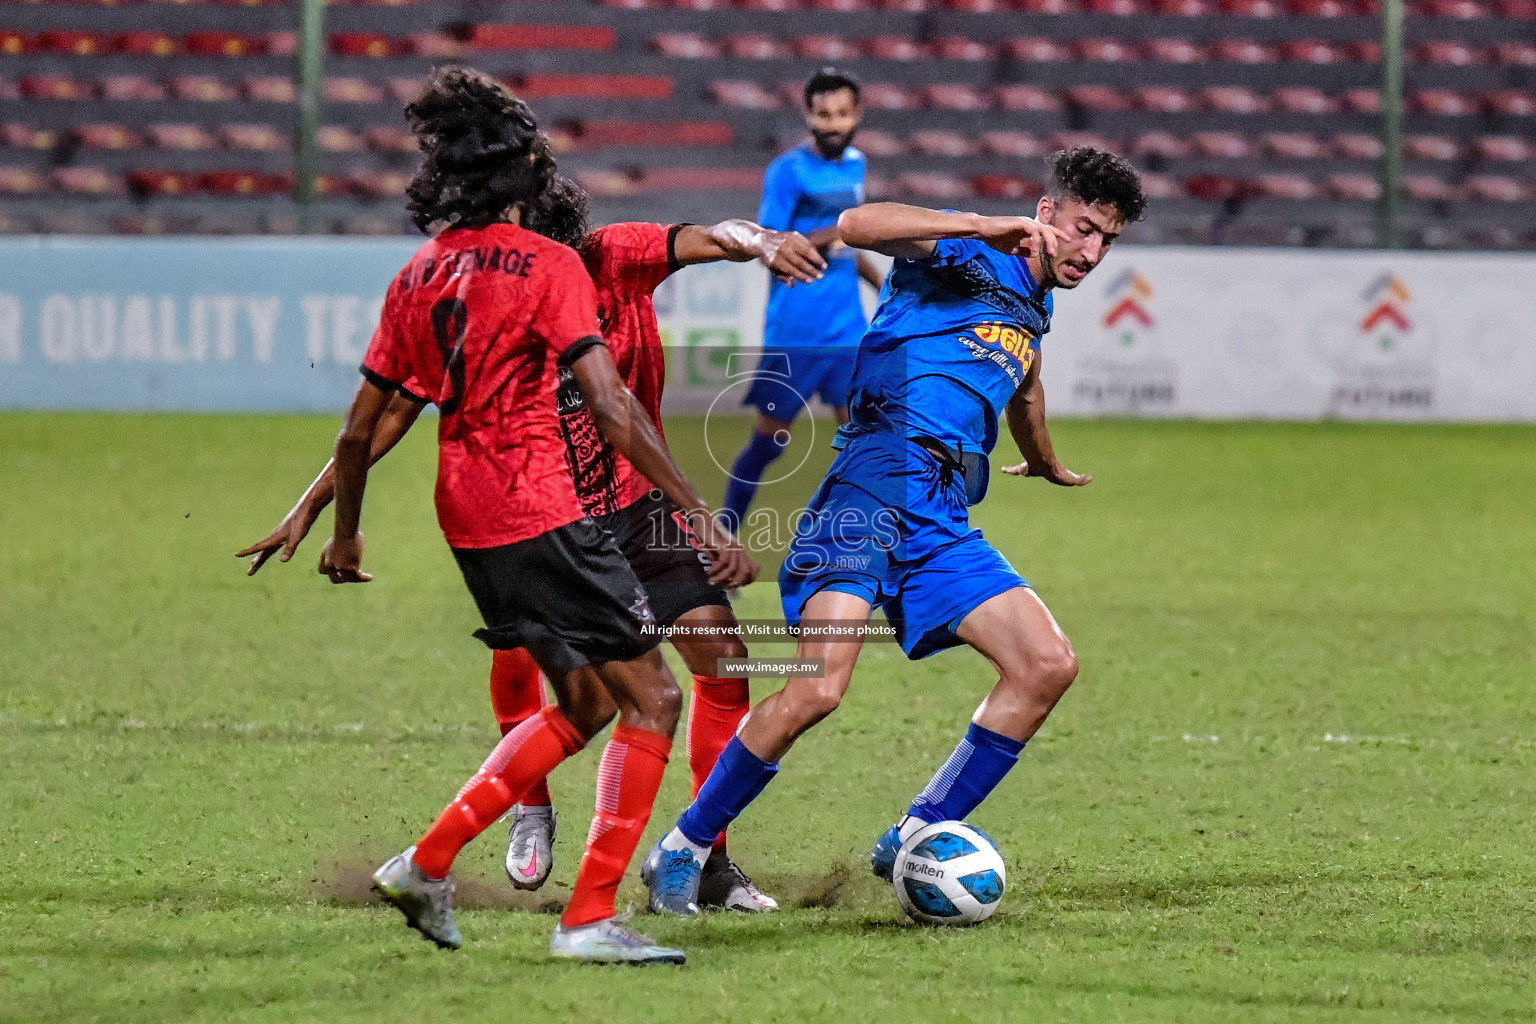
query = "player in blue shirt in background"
xmin=644 ymin=149 xmax=1148 ymax=912
xmin=721 ymin=68 xmax=886 ymax=527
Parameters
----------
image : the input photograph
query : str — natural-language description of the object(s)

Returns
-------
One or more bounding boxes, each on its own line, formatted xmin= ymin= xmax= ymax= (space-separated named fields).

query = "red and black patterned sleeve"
xmin=534 ymin=243 xmax=606 ymax=366
xmin=589 ymin=222 xmax=681 ymax=295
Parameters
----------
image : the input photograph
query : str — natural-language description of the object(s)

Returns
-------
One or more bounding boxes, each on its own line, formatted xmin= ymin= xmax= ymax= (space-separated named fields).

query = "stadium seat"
xmin=710 ymin=80 xmax=781 ymax=108
xmin=1184 ymin=174 xmax=1251 ymax=200
xmin=1279 ymin=40 xmax=1343 ymax=63
xmin=638 ymin=167 xmax=762 ymax=192
xmin=971 ymin=173 xmax=1045 ymax=198
xmin=1 ymin=32 xmax=34 ymax=56
xmin=1193 ymin=131 xmax=1254 ymax=157
xmin=183 ymin=32 xmax=263 ymax=57
xmin=19 ymin=76 xmax=92 ymax=101
xmin=53 ymin=167 xmax=123 ymax=196
xmin=100 ymin=76 xmax=166 ymax=101
xmin=200 ymin=170 xmax=284 ymax=196
xmin=1473 ymin=135 xmax=1532 ymax=160
xmin=2 ymin=124 xmax=57 ymax=149
xmin=1340 ymin=88 xmax=1381 ymax=113
xmin=364 ymin=125 xmax=414 ymax=152
xmin=0 ymin=167 xmax=47 ymax=195
xmin=1331 ymin=132 xmax=1383 ymax=158
xmin=318 ymin=125 xmax=365 ymax=152
xmin=944 ymin=0 xmax=1004 ymax=10
xmin=1137 ymin=172 xmax=1181 ymax=198
xmin=113 ymin=32 xmax=177 ymax=57
xmin=1072 ymin=38 xmax=1138 ymax=62
xmin=1492 ymin=42 xmax=1536 ymax=64
xmin=1049 ymin=130 xmax=1119 ymax=151
xmin=265 ymin=32 xmax=298 ymax=57
xmin=873 ymin=0 xmax=926 ymax=10
xmin=520 ymin=74 xmax=673 ymax=100
xmin=1083 ymin=0 xmax=1142 ymax=12
xmin=1481 ymin=90 xmax=1536 ymax=114
xmin=38 ymin=30 xmax=106 ymax=56
xmin=855 ymin=129 xmax=907 ymax=155
xmin=896 ymin=171 xmax=970 ymax=199
xmin=147 ymin=124 xmax=218 ymax=149
xmin=127 ymin=169 xmax=199 ymax=196
xmin=1327 ymin=173 xmax=1379 ymax=200
xmin=862 ymin=36 xmax=928 ymax=60
xmin=993 ymin=84 xmax=1061 ymax=111
xmin=791 ymin=35 xmax=859 ymax=59
xmin=862 ymin=83 xmax=921 ymax=108
xmin=582 ymin=120 xmax=733 ymax=147
xmin=1203 ymin=86 xmax=1269 ymax=112
xmin=406 ymin=34 xmax=464 ymax=59
xmin=651 ymin=33 xmax=720 ymax=58
xmin=1495 ymin=0 xmax=1536 ymax=13
xmin=1404 ymin=134 xmax=1462 ymax=159
xmin=1142 ymin=38 xmax=1207 ymax=62
xmin=1421 ymin=0 xmax=1487 ymax=15
xmin=672 ymin=0 xmax=732 ymax=9
xmin=221 ymin=124 xmax=287 ymax=150
xmin=1464 ymin=175 xmax=1528 ymax=200
xmin=328 ymin=33 xmax=402 ymax=58
xmin=1213 ymin=39 xmax=1279 ymax=63
xmin=573 ymin=168 xmax=638 ymax=196
xmin=1286 ymin=0 xmax=1352 ymax=13
xmin=243 ymin=76 xmax=295 ymax=103
xmin=470 ymin=25 xmax=617 ymax=51
xmin=740 ymin=0 xmax=801 ymax=10
xmin=599 ymin=0 xmax=663 ymax=9
xmin=1131 ymin=130 xmax=1191 ymax=157
xmin=1064 ymin=85 xmax=1128 ymax=110
xmin=979 ymin=130 xmax=1044 ymax=156
xmin=169 ymin=76 xmax=237 ymax=102
xmin=1153 ymin=0 xmax=1213 ymax=13
xmin=1257 ymin=173 xmax=1318 ymax=199
xmin=1411 ymin=90 xmax=1477 ymax=115
xmin=1018 ymin=0 xmax=1075 ymax=11
xmin=74 ymin=124 xmax=142 ymax=150
xmin=1003 ymin=38 xmax=1069 ymax=61
xmin=1131 ymin=86 xmax=1196 ymax=112
xmin=1261 ymin=132 xmax=1325 ymax=158
xmin=1345 ymin=41 xmax=1381 ymax=62
xmin=324 ymin=78 xmax=384 ymax=103
xmin=350 ymin=170 xmax=413 ymax=198
xmin=909 ymin=129 xmax=976 ymax=156
xmin=386 ymin=79 xmax=422 ymax=105
xmin=933 ymin=37 xmax=995 ymax=61
xmin=1414 ymin=41 xmax=1484 ymax=64
xmin=1403 ymin=174 xmax=1455 ymax=200
xmin=923 ymin=84 xmax=990 ymax=110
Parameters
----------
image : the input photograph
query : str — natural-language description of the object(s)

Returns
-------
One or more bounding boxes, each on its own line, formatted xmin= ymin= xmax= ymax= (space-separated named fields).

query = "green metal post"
xmin=1378 ymin=0 xmax=1404 ymax=249
xmin=295 ymin=0 xmax=324 ymax=234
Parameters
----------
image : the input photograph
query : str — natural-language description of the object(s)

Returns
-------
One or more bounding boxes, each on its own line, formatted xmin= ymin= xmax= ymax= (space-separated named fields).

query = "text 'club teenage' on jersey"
xmin=758 ymin=141 xmax=869 ymax=350
xmin=362 ymin=222 xmax=603 ymax=549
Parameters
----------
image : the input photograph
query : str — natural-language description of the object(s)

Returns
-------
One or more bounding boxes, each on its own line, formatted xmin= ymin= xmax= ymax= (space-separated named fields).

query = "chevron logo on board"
xmin=1360 ymin=273 xmax=1413 ymax=349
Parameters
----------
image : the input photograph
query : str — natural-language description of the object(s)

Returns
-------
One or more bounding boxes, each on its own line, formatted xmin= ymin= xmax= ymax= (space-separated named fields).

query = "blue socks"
xmin=722 ymin=431 xmax=785 ymax=526
xmin=906 ymin=723 xmax=1025 ymax=826
xmin=677 ymin=737 xmax=779 ymax=847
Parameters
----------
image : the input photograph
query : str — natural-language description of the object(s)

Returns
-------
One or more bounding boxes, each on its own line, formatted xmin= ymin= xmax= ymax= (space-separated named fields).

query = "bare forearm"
xmin=857 ymin=252 xmax=885 ymax=290
xmin=838 ymin=204 xmax=985 ymax=257
xmin=303 ymin=399 xmax=422 ymax=512
xmin=332 ymin=436 xmax=370 ymax=540
xmin=1007 ymin=382 xmax=1058 ymax=469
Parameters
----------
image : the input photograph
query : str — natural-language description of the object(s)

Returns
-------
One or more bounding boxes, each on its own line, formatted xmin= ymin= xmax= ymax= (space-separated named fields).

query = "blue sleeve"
xmin=756 ymin=155 xmax=799 ymax=231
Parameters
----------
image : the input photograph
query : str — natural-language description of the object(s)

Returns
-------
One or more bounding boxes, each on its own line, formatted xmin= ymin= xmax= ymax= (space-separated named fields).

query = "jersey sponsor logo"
xmin=963 ymin=321 xmax=1036 ymax=387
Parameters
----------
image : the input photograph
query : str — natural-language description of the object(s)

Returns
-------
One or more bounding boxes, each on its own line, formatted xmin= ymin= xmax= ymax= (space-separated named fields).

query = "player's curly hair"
xmin=520 ymin=173 xmax=592 ymax=250
xmin=1047 ymin=146 xmax=1147 ymax=225
xmin=403 ymin=66 xmax=557 ymax=234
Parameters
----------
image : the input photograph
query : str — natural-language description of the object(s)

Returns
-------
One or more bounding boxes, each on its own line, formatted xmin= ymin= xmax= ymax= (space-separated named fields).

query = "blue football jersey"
xmin=839 ymin=235 xmax=1051 ymax=456
xmin=757 ymin=141 xmax=869 ymax=349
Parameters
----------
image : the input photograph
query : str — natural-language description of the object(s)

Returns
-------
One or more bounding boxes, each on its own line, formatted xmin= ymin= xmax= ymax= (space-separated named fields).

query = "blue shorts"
xmin=778 ymin=432 xmax=1027 ymax=659
xmin=743 ymin=348 xmax=855 ymax=420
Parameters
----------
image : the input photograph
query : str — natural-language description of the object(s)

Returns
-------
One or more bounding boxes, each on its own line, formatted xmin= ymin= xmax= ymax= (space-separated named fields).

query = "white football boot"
xmin=505 ymin=804 xmax=555 ymax=891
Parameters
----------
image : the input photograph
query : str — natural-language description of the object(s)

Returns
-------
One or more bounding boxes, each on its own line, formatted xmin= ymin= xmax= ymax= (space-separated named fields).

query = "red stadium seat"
xmin=1063 ymin=85 xmax=1127 ymax=110
xmin=75 ymin=124 xmax=141 ymax=149
xmin=328 ymin=33 xmax=402 ymax=58
xmin=1494 ymin=0 xmax=1536 ymax=13
xmin=581 ymin=120 xmax=733 ymax=147
xmin=792 ymin=35 xmax=860 ymax=60
xmin=471 ymin=25 xmax=617 ymax=51
xmin=673 ymin=0 xmax=732 ymax=9
xmin=1421 ymin=0 xmax=1487 ymax=15
xmin=53 ymin=167 xmax=123 ymax=196
xmin=855 ymin=129 xmax=907 ymax=155
xmin=1184 ymin=174 xmax=1251 ymax=200
xmin=1072 ymin=38 xmax=1138 ymax=61
xmin=1492 ymin=42 xmax=1536 ymax=64
xmin=709 ymin=81 xmax=781 ymax=108
xmin=944 ymin=0 xmax=1003 ymax=10
xmin=932 ymin=37 xmax=995 ymax=60
xmin=1473 ymin=135 xmax=1532 ymax=160
xmin=112 ymin=32 xmax=177 ymax=57
xmin=910 ymin=130 xmax=977 ymax=156
xmin=1339 ymin=88 xmax=1381 ymax=113
xmin=19 ymin=76 xmax=92 ymax=101
xmin=243 ymin=76 xmax=295 ymax=103
xmin=1403 ymin=174 xmax=1455 ymax=200
xmin=740 ymin=0 xmax=801 ymax=10
xmin=323 ymin=78 xmax=383 ymax=103
xmin=169 ymin=76 xmax=237 ymax=102
xmin=100 ymin=76 xmax=165 ymax=101
xmin=350 ymin=170 xmax=413 ymax=199
xmin=1481 ymin=89 xmax=1536 ymax=114
xmin=1258 ymin=174 xmax=1318 ymax=199
xmin=861 ymin=83 xmax=921 ymax=108
xmin=862 ymin=36 xmax=928 ymax=60
xmin=1152 ymin=0 xmax=1212 ymax=13
xmin=1212 ymin=38 xmax=1278 ymax=62
xmin=1049 ymin=130 xmax=1119 ymax=150
xmin=1261 ymin=132 xmax=1325 ymax=157
xmin=971 ymin=173 xmax=1045 ymax=198
xmin=409 ymin=34 xmax=464 ymax=59
xmin=1131 ymin=86 xmax=1196 ymax=112
xmin=1279 ymin=40 xmax=1343 ymax=63
xmin=222 ymin=124 xmax=288 ymax=150
xmin=1464 ymin=175 xmax=1527 ymax=200
xmin=2 ymin=124 xmax=58 ymax=150
xmin=993 ymin=84 xmax=1061 ymax=111
xmin=1327 ymin=173 xmax=1379 ymax=200
xmin=1285 ymin=0 xmax=1352 ymax=13
xmin=600 ymin=0 xmax=663 ymax=9
xmin=1414 ymin=41 xmax=1484 ymax=64
xmin=1138 ymin=172 xmax=1181 ymax=198
xmin=896 ymin=172 xmax=971 ymax=199
xmin=184 ymin=32 xmax=264 ymax=57
xmin=0 ymin=167 xmax=48 ymax=195
xmin=979 ymin=130 xmax=1044 ymax=156
xmin=147 ymin=124 xmax=218 ymax=149
xmin=651 ymin=33 xmax=720 ymax=58
xmin=1219 ymin=0 xmax=1279 ymax=12
xmin=1017 ymin=0 xmax=1075 ymax=10
xmin=638 ymin=168 xmax=762 ymax=192
xmin=520 ymin=75 xmax=672 ymax=100
xmin=723 ymin=34 xmax=788 ymax=59
xmin=812 ymin=0 xmax=872 ymax=8
xmin=1330 ymin=132 xmax=1383 ymax=158
xmin=1344 ymin=40 xmax=1381 ymax=62
xmin=1131 ymin=130 xmax=1191 ymax=157
xmin=318 ymin=125 xmax=365 ymax=152
xmin=1193 ymin=131 xmax=1253 ymax=157
xmin=38 ymin=30 xmax=105 ymax=56
xmin=573 ymin=169 xmax=638 ymax=196
xmin=923 ymin=83 xmax=990 ymax=109
xmin=1203 ymin=86 xmax=1269 ymax=112
xmin=265 ymin=32 xmax=297 ymax=56
xmin=1411 ymin=89 xmax=1476 ymax=115
xmin=1083 ymin=0 xmax=1141 ymax=12
xmin=873 ymin=0 xmax=927 ymax=10
xmin=1142 ymin=38 xmax=1207 ymax=62
xmin=127 ymin=169 xmax=199 ymax=196
xmin=0 ymin=32 xmax=34 ymax=56
xmin=1003 ymin=38 xmax=1069 ymax=61
xmin=1404 ymin=134 xmax=1462 ymax=159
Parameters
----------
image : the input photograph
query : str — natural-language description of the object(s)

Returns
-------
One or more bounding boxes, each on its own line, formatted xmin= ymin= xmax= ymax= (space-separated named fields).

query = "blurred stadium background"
xmin=1 ymin=0 xmax=1534 ymax=247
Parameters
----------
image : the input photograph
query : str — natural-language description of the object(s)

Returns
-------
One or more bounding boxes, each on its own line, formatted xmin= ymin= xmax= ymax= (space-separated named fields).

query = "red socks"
xmin=412 ymin=705 xmax=584 ymax=879
xmin=488 ymin=648 xmax=552 ymax=807
xmin=560 ymin=725 xmax=672 ymax=928
xmin=685 ymin=674 xmax=750 ymax=853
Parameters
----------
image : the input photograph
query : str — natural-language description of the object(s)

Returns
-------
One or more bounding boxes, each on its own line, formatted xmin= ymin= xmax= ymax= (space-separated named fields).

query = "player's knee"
xmin=1036 ymin=641 xmax=1079 ymax=696
xmin=639 ymin=676 xmax=684 ymax=729
xmin=789 ymin=678 xmax=845 ymax=725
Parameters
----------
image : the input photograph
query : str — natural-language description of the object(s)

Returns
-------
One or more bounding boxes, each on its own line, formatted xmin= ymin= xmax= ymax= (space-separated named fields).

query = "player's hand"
xmin=235 ymin=496 xmax=323 ymax=576
xmin=318 ymin=532 xmax=372 ymax=584
xmin=1000 ymin=459 xmax=1092 ymax=486
xmin=690 ymin=513 xmax=760 ymax=588
xmin=758 ymin=229 xmax=826 ymax=287
xmin=976 ymin=217 xmax=1065 ymax=260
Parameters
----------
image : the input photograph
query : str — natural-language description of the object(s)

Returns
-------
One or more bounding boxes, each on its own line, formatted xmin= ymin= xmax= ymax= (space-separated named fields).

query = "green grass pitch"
xmin=2 ymin=412 xmax=1534 ymax=1023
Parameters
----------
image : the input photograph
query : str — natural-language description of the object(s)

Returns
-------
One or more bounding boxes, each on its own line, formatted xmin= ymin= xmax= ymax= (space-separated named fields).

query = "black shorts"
xmin=595 ymin=489 xmax=732 ymax=627
xmin=452 ymin=517 xmax=662 ymax=674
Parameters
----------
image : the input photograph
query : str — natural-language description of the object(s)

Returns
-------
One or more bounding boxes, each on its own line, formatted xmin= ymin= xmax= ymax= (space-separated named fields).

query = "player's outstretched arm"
xmin=672 ymin=221 xmax=826 ymax=286
xmin=838 ymin=204 xmax=1065 ymax=261
xmin=1000 ymin=352 xmax=1091 ymax=487
xmin=236 ymin=393 xmax=425 ymax=576
xmin=569 ymin=345 xmax=760 ymax=589
xmin=317 ymin=377 xmax=395 ymax=584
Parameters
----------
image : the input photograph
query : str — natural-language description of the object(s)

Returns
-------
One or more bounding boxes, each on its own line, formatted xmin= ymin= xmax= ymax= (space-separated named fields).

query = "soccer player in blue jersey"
xmin=643 ymin=148 xmax=1148 ymax=913
xmin=721 ymin=68 xmax=886 ymax=526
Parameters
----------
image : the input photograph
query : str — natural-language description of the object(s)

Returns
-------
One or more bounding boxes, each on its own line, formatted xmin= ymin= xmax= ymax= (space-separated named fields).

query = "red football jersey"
xmin=563 ymin=221 xmax=681 ymax=515
xmin=362 ymin=223 xmax=603 ymax=549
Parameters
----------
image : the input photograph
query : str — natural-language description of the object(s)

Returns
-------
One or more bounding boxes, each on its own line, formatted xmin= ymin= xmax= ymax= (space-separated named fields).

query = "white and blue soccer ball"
xmin=892 ymin=820 xmax=1007 ymax=926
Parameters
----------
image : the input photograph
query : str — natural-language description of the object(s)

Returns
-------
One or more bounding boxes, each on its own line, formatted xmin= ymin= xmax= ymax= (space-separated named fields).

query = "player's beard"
xmin=812 ymin=128 xmax=855 ymax=159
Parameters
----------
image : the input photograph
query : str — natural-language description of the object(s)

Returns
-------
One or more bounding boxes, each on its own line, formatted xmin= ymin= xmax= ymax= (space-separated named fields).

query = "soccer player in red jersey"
xmin=308 ymin=67 xmax=758 ymax=964
xmin=240 ymin=175 xmax=826 ymax=913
